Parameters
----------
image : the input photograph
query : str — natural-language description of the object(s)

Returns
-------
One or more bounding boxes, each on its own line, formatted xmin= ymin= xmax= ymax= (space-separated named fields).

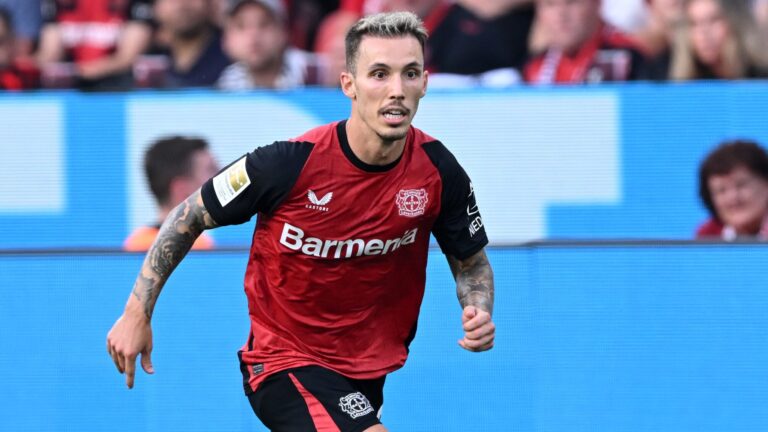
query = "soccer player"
xmin=107 ymin=11 xmax=495 ymax=431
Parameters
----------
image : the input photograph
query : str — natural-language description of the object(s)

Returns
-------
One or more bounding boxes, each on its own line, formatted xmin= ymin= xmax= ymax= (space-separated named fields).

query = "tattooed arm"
xmin=447 ymin=248 xmax=495 ymax=352
xmin=107 ymin=190 xmax=218 ymax=388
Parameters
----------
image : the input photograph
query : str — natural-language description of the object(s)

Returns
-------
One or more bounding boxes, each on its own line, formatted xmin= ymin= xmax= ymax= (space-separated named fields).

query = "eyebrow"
xmin=367 ymin=61 xmax=424 ymax=71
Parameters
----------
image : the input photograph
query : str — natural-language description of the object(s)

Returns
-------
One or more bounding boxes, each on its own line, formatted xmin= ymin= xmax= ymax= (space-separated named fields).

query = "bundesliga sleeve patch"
xmin=213 ymin=157 xmax=251 ymax=207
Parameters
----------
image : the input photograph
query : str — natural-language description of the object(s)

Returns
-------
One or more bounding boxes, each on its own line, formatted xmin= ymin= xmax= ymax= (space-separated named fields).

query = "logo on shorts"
xmin=396 ymin=188 xmax=428 ymax=217
xmin=339 ymin=392 xmax=374 ymax=419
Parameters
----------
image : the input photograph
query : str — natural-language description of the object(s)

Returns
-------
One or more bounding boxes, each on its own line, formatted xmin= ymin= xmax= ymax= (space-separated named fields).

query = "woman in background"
xmin=668 ymin=0 xmax=768 ymax=80
xmin=697 ymin=140 xmax=768 ymax=240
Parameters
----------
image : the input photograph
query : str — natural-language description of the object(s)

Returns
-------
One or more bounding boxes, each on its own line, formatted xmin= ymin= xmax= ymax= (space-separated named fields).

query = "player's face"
xmin=536 ymin=0 xmax=601 ymax=53
xmin=341 ymin=35 xmax=428 ymax=143
xmin=709 ymin=166 xmax=768 ymax=234
xmin=687 ymin=0 xmax=730 ymax=67
xmin=224 ymin=4 xmax=286 ymax=72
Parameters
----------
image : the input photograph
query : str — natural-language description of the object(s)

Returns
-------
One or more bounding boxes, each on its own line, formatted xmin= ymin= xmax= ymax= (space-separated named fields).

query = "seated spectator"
xmin=524 ymin=0 xmax=646 ymax=84
xmin=0 ymin=0 xmax=41 ymax=59
xmin=0 ymin=7 xmax=37 ymax=89
xmin=313 ymin=7 xmax=357 ymax=86
xmin=696 ymin=140 xmax=768 ymax=240
xmin=218 ymin=0 xmax=322 ymax=90
xmin=37 ymin=0 xmax=153 ymax=90
xmin=125 ymin=136 xmax=220 ymax=251
xmin=667 ymin=0 xmax=768 ymax=80
xmin=151 ymin=0 xmax=232 ymax=87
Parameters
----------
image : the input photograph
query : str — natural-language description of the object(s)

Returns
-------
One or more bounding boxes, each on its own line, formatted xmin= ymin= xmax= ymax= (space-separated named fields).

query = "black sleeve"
xmin=201 ymin=141 xmax=314 ymax=226
xmin=423 ymin=141 xmax=489 ymax=260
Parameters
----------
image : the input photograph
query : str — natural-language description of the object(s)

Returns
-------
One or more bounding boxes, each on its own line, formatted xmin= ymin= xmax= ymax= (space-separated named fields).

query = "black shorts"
xmin=247 ymin=365 xmax=386 ymax=432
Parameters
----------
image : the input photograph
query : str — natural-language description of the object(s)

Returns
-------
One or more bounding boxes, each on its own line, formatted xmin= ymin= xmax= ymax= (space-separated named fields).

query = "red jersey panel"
xmin=202 ymin=121 xmax=488 ymax=392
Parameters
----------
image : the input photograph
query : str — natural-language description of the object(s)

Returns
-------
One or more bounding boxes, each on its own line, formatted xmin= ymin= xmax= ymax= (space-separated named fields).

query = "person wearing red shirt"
xmin=525 ymin=0 xmax=646 ymax=84
xmin=37 ymin=0 xmax=153 ymax=89
xmin=107 ymin=11 xmax=495 ymax=431
xmin=696 ymin=140 xmax=768 ymax=240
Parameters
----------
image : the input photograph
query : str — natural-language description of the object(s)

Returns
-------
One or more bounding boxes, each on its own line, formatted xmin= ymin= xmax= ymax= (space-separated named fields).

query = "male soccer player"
xmin=107 ymin=10 xmax=495 ymax=432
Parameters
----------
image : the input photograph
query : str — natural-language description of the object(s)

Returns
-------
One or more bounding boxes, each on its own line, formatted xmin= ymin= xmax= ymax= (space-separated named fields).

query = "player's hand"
xmin=458 ymin=306 xmax=495 ymax=352
xmin=106 ymin=302 xmax=154 ymax=389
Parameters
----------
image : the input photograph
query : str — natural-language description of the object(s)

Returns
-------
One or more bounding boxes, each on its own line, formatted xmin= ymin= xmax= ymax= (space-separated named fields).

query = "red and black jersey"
xmin=41 ymin=0 xmax=153 ymax=63
xmin=201 ymin=120 xmax=488 ymax=392
xmin=524 ymin=22 xmax=646 ymax=84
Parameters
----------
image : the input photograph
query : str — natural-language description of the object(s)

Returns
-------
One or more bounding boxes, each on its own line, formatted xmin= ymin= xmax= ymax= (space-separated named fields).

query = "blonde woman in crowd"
xmin=669 ymin=0 xmax=768 ymax=80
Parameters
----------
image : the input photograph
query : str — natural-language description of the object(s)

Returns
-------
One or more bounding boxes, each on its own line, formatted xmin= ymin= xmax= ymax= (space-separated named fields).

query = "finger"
xmin=461 ymin=306 xmax=477 ymax=323
xmin=116 ymin=351 xmax=126 ymax=374
xmin=463 ymin=332 xmax=495 ymax=350
xmin=459 ymin=334 xmax=495 ymax=352
xmin=125 ymin=355 xmax=137 ymax=389
xmin=463 ymin=312 xmax=491 ymax=332
xmin=110 ymin=349 xmax=124 ymax=373
xmin=141 ymin=350 xmax=154 ymax=374
xmin=464 ymin=322 xmax=495 ymax=340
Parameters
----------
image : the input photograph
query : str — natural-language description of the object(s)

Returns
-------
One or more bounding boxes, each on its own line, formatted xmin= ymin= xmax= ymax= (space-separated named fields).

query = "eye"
xmin=406 ymin=69 xmax=421 ymax=79
xmin=371 ymin=70 xmax=387 ymax=79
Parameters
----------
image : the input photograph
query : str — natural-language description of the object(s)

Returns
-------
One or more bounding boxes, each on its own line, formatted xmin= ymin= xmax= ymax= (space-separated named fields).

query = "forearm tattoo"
xmin=448 ymin=249 xmax=494 ymax=315
xmin=131 ymin=191 xmax=218 ymax=319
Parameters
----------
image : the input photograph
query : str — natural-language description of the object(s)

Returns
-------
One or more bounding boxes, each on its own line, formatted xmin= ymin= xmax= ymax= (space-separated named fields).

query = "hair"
xmin=144 ymin=136 xmax=209 ymax=206
xmin=699 ymin=139 xmax=768 ymax=221
xmin=670 ymin=0 xmax=768 ymax=80
xmin=344 ymin=11 xmax=428 ymax=74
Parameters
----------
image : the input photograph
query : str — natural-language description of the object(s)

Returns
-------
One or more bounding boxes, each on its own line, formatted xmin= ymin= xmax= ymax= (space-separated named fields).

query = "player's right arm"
xmin=107 ymin=141 xmax=315 ymax=389
xmin=107 ymin=190 xmax=218 ymax=389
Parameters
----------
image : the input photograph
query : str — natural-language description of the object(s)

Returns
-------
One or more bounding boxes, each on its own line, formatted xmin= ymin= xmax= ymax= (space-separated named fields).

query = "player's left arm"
xmin=447 ymin=248 xmax=495 ymax=352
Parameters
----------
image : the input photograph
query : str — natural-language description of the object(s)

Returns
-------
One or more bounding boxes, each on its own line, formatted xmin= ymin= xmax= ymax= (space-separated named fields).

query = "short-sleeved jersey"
xmin=41 ymin=0 xmax=153 ymax=63
xmin=201 ymin=120 xmax=488 ymax=392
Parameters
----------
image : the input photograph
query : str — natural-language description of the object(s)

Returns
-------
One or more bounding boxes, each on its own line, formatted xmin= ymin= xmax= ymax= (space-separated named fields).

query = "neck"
xmin=345 ymin=116 xmax=406 ymax=166
xmin=157 ymin=204 xmax=174 ymax=225
xmin=171 ymin=27 xmax=212 ymax=72
xmin=247 ymin=55 xmax=284 ymax=88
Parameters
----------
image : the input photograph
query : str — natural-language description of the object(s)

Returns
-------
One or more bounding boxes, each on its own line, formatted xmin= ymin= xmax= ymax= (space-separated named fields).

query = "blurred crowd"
xmin=1 ymin=0 xmax=768 ymax=91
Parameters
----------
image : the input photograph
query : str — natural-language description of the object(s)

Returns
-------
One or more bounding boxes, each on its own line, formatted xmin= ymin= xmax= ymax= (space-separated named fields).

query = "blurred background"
xmin=2 ymin=0 xmax=768 ymax=431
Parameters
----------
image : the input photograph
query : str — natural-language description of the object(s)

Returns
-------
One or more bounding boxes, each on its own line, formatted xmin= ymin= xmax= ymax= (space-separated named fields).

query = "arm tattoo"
xmin=131 ymin=191 xmax=218 ymax=319
xmin=447 ymin=249 xmax=494 ymax=315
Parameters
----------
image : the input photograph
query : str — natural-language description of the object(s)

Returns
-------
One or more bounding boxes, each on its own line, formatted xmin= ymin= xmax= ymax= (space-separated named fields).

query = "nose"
xmin=388 ymin=75 xmax=405 ymax=100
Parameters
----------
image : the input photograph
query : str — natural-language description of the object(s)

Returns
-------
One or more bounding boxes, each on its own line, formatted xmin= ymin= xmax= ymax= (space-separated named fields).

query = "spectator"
xmin=218 ymin=0 xmax=322 ymax=90
xmin=37 ymin=0 xmax=153 ymax=90
xmin=754 ymin=0 xmax=768 ymax=30
xmin=668 ymin=0 xmax=768 ymax=80
xmin=125 ymin=136 xmax=219 ymax=251
xmin=313 ymin=7 xmax=356 ymax=86
xmin=0 ymin=0 xmax=42 ymax=59
xmin=320 ymin=0 xmax=533 ymax=81
xmin=697 ymin=140 xmax=768 ymax=240
xmin=0 ymin=8 xmax=37 ymax=90
xmin=524 ymin=0 xmax=646 ymax=84
xmin=632 ymin=0 xmax=685 ymax=57
xmin=152 ymin=0 xmax=232 ymax=87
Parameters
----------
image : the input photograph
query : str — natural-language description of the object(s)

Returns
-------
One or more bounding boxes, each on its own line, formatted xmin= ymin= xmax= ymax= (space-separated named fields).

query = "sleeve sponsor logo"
xmin=213 ymin=157 xmax=251 ymax=207
xmin=467 ymin=182 xmax=483 ymax=237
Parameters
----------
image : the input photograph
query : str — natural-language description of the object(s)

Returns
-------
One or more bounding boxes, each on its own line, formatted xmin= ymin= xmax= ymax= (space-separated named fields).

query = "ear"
xmin=340 ymin=71 xmax=356 ymax=100
xmin=420 ymin=70 xmax=429 ymax=98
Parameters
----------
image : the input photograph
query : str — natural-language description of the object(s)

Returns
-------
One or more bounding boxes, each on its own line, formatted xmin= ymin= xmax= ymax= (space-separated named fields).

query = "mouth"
xmin=380 ymin=106 xmax=410 ymax=124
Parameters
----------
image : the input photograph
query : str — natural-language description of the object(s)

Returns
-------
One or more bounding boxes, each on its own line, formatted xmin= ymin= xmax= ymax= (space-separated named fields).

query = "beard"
xmin=376 ymin=127 xmax=408 ymax=143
